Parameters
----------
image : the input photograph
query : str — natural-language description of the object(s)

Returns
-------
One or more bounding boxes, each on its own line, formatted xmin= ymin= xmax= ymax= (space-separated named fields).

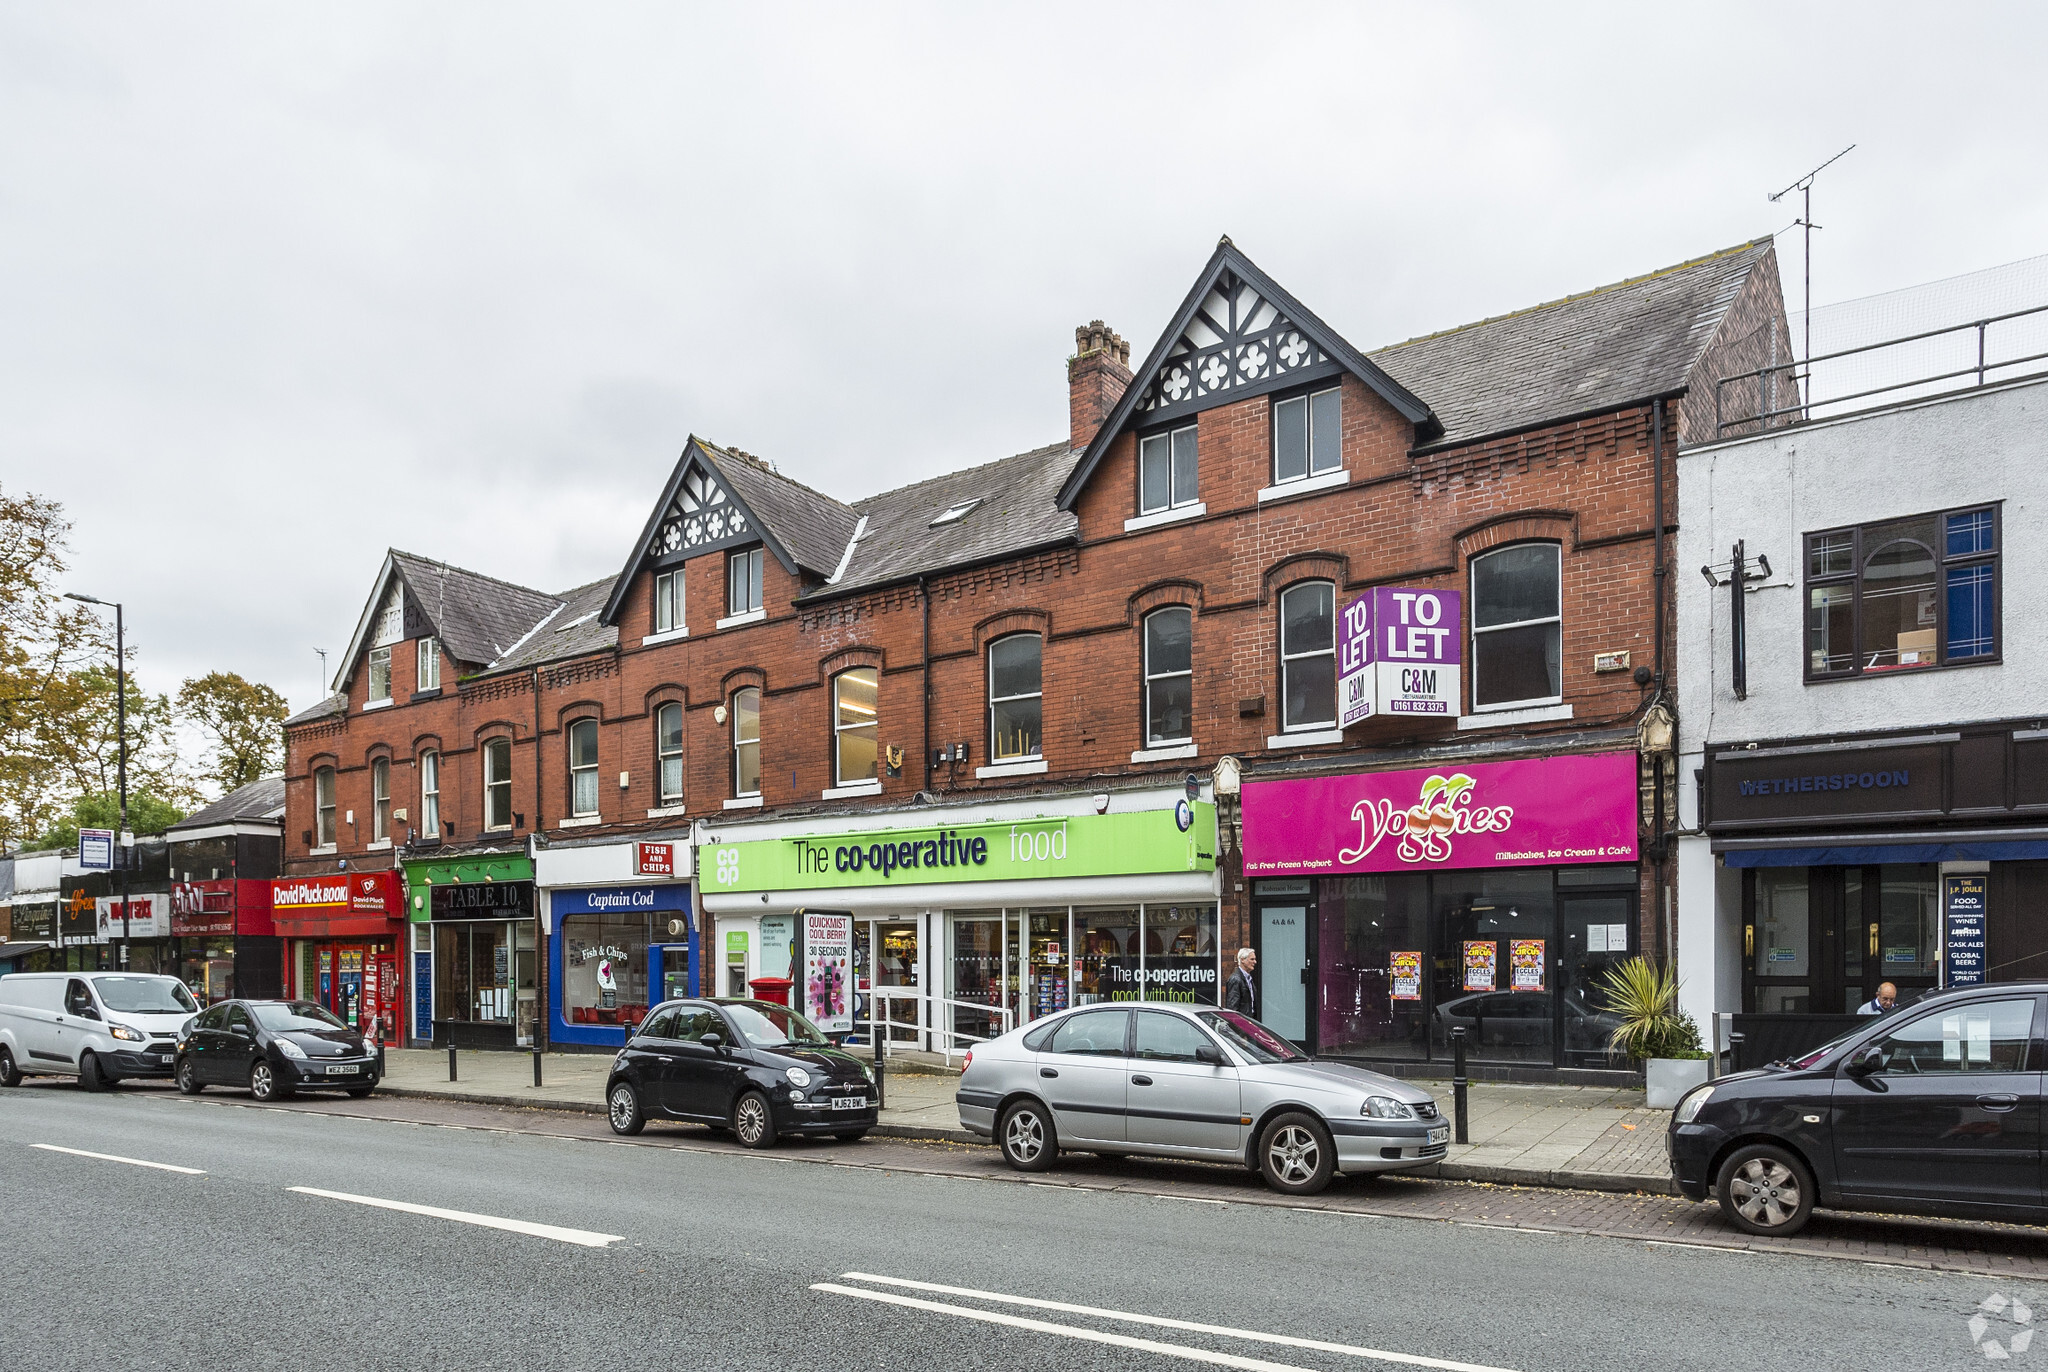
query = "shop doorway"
xmin=870 ymin=919 xmax=921 ymax=1047
xmin=1557 ymin=890 xmax=1636 ymax=1068
xmin=1743 ymin=865 xmax=1940 ymax=1014
xmin=1255 ymin=892 xmax=1309 ymax=1043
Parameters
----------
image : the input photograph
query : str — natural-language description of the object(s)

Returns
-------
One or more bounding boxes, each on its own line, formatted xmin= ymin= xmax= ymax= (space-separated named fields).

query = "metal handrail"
xmin=864 ymin=986 xmax=1014 ymax=1065
xmin=1714 ymin=301 xmax=2048 ymax=436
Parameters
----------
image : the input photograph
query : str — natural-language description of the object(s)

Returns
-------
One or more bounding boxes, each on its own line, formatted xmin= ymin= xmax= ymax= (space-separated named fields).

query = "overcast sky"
xmin=5 ymin=3 xmax=2045 ymax=730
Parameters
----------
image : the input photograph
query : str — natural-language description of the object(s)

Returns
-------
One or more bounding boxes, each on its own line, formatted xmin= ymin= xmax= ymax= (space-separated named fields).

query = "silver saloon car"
xmin=955 ymin=1002 xmax=1447 ymax=1195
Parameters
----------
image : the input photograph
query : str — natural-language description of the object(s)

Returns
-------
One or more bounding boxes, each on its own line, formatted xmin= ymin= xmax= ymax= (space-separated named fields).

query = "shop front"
xmin=698 ymin=789 xmax=1220 ymax=1050
xmin=404 ymin=853 xmax=538 ymax=1051
xmin=1242 ymin=752 xmax=1643 ymax=1073
xmin=537 ymin=838 xmax=696 ymax=1050
xmin=271 ymin=872 xmax=406 ymax=1041
xmin=169 ymin=879 xmax=280 ymax=1002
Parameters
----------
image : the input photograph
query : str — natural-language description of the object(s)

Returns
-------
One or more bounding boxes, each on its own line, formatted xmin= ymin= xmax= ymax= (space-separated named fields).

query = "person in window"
xmin=1856 ymin=982 xmax=1899 ymax=1016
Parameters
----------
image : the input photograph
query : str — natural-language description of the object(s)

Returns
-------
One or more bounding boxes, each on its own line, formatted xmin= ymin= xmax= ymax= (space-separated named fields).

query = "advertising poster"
xmin=1390 ymin=950 xmax=1422 ymax=1001
xmin=803 ymin=912 xmax=854 ymax=1033
xmin=1510 ymin=939 xmax=1545 ymax=992
xmin=1943 ymin=873 xmax=1988 ymax=987
xmin=1337 ymin=587 xmax=1464 ymax=727
xmin=1462 ymin=940 xmax=1496 ymax=992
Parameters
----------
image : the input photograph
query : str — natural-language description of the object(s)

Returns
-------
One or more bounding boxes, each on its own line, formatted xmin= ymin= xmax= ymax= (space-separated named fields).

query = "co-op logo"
xmin=1338 ymin=771 xmax=1513 ymax=866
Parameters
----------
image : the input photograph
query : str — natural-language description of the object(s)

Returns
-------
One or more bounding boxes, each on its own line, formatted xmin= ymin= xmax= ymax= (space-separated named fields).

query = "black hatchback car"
xmin=605 ymin=998 xmax=877 ymax=1147
xmin=1670 ymin=982 xmax=2046 ymax=1236
xmin=175 ymin=999 xmax=382 ymax=1102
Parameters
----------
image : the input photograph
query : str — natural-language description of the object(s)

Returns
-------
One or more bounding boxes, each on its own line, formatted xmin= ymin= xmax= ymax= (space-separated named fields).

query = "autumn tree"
xmin=178 ymin=671 xmax=287 ymax=794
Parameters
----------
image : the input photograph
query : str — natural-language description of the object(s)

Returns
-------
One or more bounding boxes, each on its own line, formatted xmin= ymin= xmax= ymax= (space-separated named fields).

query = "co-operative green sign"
xmin=702 ymin=804 xmax=1215 ymax=894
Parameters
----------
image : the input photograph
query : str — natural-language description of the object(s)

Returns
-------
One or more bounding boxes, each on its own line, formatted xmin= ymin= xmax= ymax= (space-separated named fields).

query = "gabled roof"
xmin=284 ymin=693 xmax=345 ymax=728
xmin=330 ymin=549 xmax=564 ymax=692
xmin=1368 ymin=238 xmax=1777 ymax=449
xmin=1058 ymin=238 xmax=1438 ymax=509
xmin=165 ymin=776 xmax=286 ymax=833
xmin=599 ymin=437 xmax=861 ymax=626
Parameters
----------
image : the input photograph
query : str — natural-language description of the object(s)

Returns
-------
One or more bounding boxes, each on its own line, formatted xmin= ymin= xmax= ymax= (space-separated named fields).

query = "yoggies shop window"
xmin=562 ymin=911 xmax=652 ymax=1027
xmin=1805 ymin=504 xmax=1999 ymax=680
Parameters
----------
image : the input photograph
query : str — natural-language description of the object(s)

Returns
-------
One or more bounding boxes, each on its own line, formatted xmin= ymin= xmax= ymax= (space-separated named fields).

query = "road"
xmin=0 ymin=1080 xmax=2033 ymax=1370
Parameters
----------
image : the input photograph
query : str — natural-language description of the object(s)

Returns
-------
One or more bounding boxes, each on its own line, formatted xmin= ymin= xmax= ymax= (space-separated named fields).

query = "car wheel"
xmin=608 ymin=1081 xmax=645 ymax=1136
xmin=1716 ymin=1144 xmax=1815 ymax=1237
xmin=1258 ymin=1112 xmax=1335 ymax=1196
xmin=732 ymin=1090 xmax=778 ymax=1149
xmin=833 ymin=1131 xmax=870 ymax=1144
xmin=998 ymin=1100 xmax=1057 ymax=1172
xmin=78 ymin=1052 xmax=108 ymax=1092
xmin=249 ymin=1060 xmax=291 ymax=1103
xmin=175 ymin=1057 xmax=204 ymax=1095
xmin=0 ymin=1046 xmax=20 ymax=1088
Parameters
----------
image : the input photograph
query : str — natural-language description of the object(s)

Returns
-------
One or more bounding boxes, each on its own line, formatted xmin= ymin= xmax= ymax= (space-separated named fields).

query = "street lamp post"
xmin=64 ymin=593 xmax=128 ymax=953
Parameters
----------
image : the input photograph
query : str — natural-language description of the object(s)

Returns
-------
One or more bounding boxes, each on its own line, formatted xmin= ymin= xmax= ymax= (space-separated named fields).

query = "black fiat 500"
xmin=175 ymin=999 xmax=382 ymax=1102
xmin=1669 ymin=982 xmax=2046 ymax=1236
xmin=605 ymin=998 xmax=877 ymax=1147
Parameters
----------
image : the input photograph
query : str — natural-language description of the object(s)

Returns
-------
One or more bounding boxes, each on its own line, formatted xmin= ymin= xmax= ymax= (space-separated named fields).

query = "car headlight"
xmin=786 ymin=1066 xmax=812 ymax=1087
xmin=275 ymin=1038 xmax=308 ymax=1060
xmin=1362 ymin=1095 xmax=1418 ymax=1120
xmin=108 ymin=1023 xmax=146 ymax=1042
xmin=1673 ymin=1084 xmax=1714 ymax=1124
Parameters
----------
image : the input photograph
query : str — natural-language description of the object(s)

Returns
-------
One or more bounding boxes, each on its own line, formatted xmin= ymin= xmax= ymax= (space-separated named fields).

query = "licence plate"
xmin=831 ymin=1095 xmax=866 ymax=1110
xmin=1429 ymin=1126 xmax=1450 ymax=1144
xmin=325 ymin=1064 xmax=362 ymax=1076
xmin=156 ymin=1054 xmax=173 ymax=1065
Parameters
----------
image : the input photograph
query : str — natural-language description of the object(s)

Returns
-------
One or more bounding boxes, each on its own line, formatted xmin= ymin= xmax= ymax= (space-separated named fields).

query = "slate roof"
xmin=700 ymin=442 xmax=861 ymax=577
xmin=816 ymin=442 xmax=1082 ymax=599
xmin=391 ymin=550 xmax=566 ymax=668
xmin=491 ymin=576 xmax=620 ymax=672
xmin=284 ymin=694 xmax=346 ymax=727
xmin=1369 ymin=238 xmax=1774 ymax=449
xmin=166 ymin=776 xmax=286 ymax=832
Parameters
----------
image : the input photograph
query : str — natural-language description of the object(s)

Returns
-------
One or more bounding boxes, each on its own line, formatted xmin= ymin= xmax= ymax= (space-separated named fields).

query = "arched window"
xmin=314 ymin=767 xmax=337 ymax=848
xmin=988 ymin=634 xmax=1043 ymax=762
xmin=419 ymin=750 xmax=441 ymax=837
xmin=656 ymin=704 xmax=684 ymax=805
xmin=371 ymin=757 xmax=391 ymax=841
xmin=569 ymin=719 xmax=600 ymax=817
xmin=483 ymin=737 xmax=513 ymax=831
xmin=1470 ymin=543 xmax=1562 ymax=709
xmin=833 ymin=669 xmax=879 ymax=786
xmin=1278 ymin=582 xmax=1335 ymax=732
xmin=732 ymin=688 xmax=761 ymax=797
xmin=1143 ymin=608 xmax=1193 ymax=746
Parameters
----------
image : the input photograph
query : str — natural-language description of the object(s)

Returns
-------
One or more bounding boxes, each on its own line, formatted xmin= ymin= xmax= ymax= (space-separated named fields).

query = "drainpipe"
xmin=919 ymin=576 xmax=933 ymax=792
xmin=1649 ymin=398 xmax=1671 ymax=969
xmin=532 ymin=666 xmax=547 ymax=1053
xmin=1651 ymin=397 xmax=1667 ymax=692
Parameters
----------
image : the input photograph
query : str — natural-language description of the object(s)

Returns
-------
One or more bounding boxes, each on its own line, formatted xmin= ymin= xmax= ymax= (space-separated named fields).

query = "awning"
xmin=0 ymin=941 xmax=53 ymax=960
xmin=1722 ymin=839 xmax=2048 ymax=868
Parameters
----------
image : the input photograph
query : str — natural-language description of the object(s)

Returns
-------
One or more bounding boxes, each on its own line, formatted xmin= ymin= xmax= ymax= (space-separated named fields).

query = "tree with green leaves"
xmin=33 ymin=790 xmax=190 ymax=852
xmin=178 ymin=671 xmax=287 ymax=795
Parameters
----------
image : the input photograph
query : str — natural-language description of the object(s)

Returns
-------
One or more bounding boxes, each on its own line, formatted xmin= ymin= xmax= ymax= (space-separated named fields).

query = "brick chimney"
xmin=1068 ymin=320 xmax=1132 ymax=453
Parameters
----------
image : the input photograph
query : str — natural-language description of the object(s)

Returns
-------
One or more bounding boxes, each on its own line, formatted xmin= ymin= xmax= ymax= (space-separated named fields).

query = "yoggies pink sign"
xmin=1242 ymin=752 xmax=1639 ymax=875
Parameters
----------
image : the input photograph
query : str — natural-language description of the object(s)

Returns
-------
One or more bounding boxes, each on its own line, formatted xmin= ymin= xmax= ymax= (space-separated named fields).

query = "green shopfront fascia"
xmin=699 ymin=793 xmax=1220 ymax=1050
xmin=403 ymin=853 xmax=538 ymax=1051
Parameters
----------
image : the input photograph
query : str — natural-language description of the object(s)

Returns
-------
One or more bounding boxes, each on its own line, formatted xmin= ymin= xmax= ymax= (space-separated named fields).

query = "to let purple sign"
xmin=1338 ymin=587 xmax=1463 ymax=727
xmin=1242 ymin=752 xmax=1639 ymax=874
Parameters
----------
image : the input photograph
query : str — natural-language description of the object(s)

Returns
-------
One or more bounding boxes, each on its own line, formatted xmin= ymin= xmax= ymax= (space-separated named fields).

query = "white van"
xmin=0 ymin=972 xmax=200 ymax=1090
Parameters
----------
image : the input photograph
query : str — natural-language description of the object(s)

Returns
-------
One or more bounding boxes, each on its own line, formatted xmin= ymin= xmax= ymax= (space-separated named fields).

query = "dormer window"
xmin=1273 ymin=386 xmax=1342 ymax=485
xmin=931 ymin=499 xmax=982 ymax=527
xmin=654 ymin=569 xmax=685 ymax=633
xmin=1139 ymin=424 xmax=1198 ymax=515
xmin=417 ymin=637 xmax=441 ymax=692
xmin=728 ymin=547 xmax=765 ymax=618
xmin=366 ymin=647 xmax=392 ymax=704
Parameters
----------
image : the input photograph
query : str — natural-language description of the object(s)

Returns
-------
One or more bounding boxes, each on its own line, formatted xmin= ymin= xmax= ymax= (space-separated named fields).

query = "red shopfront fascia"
xmin=269 ymin=872 xmax=405 ymax=939
xmin=170 ymin=879 xmax=277 ymax=938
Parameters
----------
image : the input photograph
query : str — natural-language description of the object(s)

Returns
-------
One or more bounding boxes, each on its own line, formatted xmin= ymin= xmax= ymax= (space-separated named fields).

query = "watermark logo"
xmin=1971 ymin=1293 xmax=2034 ymax=1360
xmin=1339 ymin=771 xmax=1514 ymax=866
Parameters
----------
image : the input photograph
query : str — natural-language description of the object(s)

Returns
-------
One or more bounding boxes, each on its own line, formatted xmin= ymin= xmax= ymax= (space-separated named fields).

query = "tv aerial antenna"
xmin=1769 ymin=144 xmax=1855 ymax=370
xmin=315 ymin=647 xmax=329 ymax=700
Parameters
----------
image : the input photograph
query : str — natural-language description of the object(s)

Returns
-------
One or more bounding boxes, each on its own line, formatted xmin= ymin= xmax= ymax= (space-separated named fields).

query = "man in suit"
xmin=1224 ymin=948 xmax=1258 ymax=1017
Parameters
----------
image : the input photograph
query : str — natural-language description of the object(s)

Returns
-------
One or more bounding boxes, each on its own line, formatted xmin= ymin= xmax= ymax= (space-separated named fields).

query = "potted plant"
xmin=1598 ymin=956 xmax=1710 ymax=1107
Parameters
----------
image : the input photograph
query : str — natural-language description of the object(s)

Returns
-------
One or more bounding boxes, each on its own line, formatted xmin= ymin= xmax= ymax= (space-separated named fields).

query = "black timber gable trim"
xmin=599 ymin=436 xmax=800 ymax=627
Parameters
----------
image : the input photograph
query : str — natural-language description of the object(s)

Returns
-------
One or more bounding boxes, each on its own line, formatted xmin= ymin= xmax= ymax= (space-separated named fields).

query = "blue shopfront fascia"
xmin=1721 ymin=839 xmax=2048 ymax=867
xmin=548 ymin=884 xmax=696 ymax=1049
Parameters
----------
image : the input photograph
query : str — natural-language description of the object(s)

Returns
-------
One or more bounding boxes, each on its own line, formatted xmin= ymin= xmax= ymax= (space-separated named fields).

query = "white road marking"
xmin=288 ymin=1187 xmax=624 ymax=1248
xmin=813 ymin=1281 xmax=1314 ymax=1372
xmin=32 ymin=1143 xmax=204 ymax=1175
xmin=833 ymin=1272 xmax=1521 ymax=1372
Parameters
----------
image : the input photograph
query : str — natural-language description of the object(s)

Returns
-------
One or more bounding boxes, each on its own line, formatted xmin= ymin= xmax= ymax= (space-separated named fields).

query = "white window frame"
xmin=569 ymin=719 xmax=600 ymax=818
xmin=1271 ymin=386 xmax=1343 ymax=486
xmin=484 ymin=737 xmax=513 ymax=832
xmin=1138 ymin=424 xmax=1199 ymax=516
xmin=732 ymin=688 xmax=762 ymax=798
xmin=655 ymin=703 xmax=685 ymax=804
xmin=833 ymin=668 xmax=879 ymax=787
xmin=1278 ymin=580 xmax=1338 ymax=734
xmin=987 ymin=633 xmax=1044 ymax=763
xmin=1143 ymin=607 xmax=1194 ymax=747
xmin=367 ymin=646 xmax=392 ymax=704
xmin=1470 ymin=542 xmax=1564 ymax=713
xmin=728 ymin=547 xmax=765 ymax=618
xmin=419 ymin=750 xmax=441 ymax=837
xmin=371 ymin=758 xmax=391 ymax=841
xmin=314 ymin=767 xmax=337 ymax=848
xmin=417 ymin=637 xmax=441 ymax=692
xmin=654 ymin=569 xmax=686 ymax=635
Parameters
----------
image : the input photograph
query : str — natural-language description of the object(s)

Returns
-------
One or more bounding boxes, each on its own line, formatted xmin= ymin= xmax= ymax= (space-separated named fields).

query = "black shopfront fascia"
xmin=429 ymin=882 xmax=535 ymax=920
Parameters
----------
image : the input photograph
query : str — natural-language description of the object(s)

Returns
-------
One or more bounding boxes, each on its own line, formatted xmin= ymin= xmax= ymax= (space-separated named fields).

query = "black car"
xmin=605 ymin=998 xmax=877 ymax=1147
xmin=175 ymin=999 xmax=382 ymax=1102
xmin=1670 ymin=981 xmax=2046 ymax=1236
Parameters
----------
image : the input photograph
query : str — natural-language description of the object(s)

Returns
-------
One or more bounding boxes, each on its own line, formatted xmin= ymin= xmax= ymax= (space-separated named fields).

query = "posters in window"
xmin=1462 ymin=940 xmax=1496 ymax=992
xmin=1390 ymin=950 xmax=1422 ymax=1001
xmin=804 ymin=912 xmax=854 ymax=1033
xmin=1510 ymin=939 xmax=1545 ymax=992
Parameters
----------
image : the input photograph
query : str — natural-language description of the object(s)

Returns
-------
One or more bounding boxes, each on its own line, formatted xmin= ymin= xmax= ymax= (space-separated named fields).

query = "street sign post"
xmin=78 ymin=828 xmax=115 ymax=872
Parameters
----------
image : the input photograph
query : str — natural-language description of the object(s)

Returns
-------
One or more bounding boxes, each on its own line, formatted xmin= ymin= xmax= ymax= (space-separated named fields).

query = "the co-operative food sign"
xmin=1339 ymin=587 xmax=1462 ymax=728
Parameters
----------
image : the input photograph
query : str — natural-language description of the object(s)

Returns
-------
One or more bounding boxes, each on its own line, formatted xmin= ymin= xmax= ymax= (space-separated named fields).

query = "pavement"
xmin=0 ymin=1080 xmax=2034 ymax=1371
xmin=380 ymin=1045 xmax=1676 ymax=1193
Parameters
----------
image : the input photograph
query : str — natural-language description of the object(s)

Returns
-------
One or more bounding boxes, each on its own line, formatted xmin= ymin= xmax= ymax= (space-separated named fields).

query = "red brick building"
xmin=285 ymin=236 xmax=1790 ymax=1075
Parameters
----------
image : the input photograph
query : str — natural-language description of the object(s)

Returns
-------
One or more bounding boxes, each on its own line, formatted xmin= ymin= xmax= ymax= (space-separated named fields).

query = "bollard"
xmin=1450 ymin=1026 xmax=1469 ymax=1145
xmin=448 ymin=1045 xmax=458 ymax=1083
xmin=872 ymin=1006 xmax=886 ymax=1109
xmin=533 ymin=1045 xmax=543 ymax=1089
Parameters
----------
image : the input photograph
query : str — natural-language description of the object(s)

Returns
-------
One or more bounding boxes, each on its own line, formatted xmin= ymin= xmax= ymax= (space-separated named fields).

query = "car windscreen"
xmin=723 ymin=1002 xmax=830 ymax=1049
xmin=251 ymin=1002 xmax=347 ymax=1033
xmin=1199 ymin=1010 xmax=1305 ymax=1064
xmin=1785 ymin=1022 xmax=1873 ymax=1070
xmin=93 ymin=977 xmax=199 ymax=1014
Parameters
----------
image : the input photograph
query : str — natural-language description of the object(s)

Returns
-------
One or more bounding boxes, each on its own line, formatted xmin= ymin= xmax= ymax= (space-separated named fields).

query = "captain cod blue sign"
xmin=1943 ymin=874 xmax=1988 ymax=987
